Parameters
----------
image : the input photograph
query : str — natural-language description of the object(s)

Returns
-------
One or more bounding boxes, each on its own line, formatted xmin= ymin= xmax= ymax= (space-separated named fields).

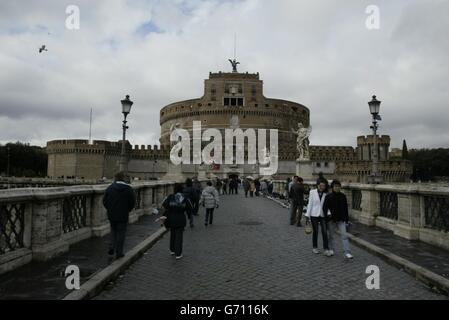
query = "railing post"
xmin=155 ymin=184 xmax=166 ymax=209
xmin=142 ymin=183 xmax=155 ymax=214
xmin=31 ymin=188 xmax=70 ymax=261
xmin=394 ymin=186 xmax=420 ymax=240
xmin=359 ymin=185 xmax=378 ymax=226
xmin=91 ymin=185 xmax=110 ymax=237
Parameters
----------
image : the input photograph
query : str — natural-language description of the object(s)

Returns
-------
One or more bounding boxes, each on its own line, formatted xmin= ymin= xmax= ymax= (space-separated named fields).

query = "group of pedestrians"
xmin=102 ymin=170 xmax=352 ymax=262
xmin=286 ymin=173 xmax=354 ymax=259
xmin=242 ymin=178 xmax=273 ymax=198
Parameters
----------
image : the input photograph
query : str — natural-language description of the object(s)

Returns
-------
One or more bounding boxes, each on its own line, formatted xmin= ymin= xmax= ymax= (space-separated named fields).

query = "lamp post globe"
xmin=368 ymin=95 xmax=381 ymax=116
xmin=120 ymin=95 xmax=134 ymax=175
xmin=121 ymin=95 xmax=133 ymax=116
xmin=368 ymin=95 xmax=383 ymax=184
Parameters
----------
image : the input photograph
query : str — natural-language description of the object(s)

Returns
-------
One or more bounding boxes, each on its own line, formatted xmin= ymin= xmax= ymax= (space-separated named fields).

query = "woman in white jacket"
xmin=201 ymin=181 xmax=219 ymax=227
xmin=305 ymin=180 xmax=331 ymax=256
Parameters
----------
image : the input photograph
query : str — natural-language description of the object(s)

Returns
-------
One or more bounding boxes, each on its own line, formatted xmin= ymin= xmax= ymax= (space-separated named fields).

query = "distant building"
xmin=46 ymin=63 xmax=412 ymax=182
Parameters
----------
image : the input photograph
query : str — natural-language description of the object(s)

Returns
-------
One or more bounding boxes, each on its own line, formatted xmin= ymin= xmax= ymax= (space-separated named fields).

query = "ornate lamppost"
xmin=119 ymin=95 xmax=133 ymax=174
xmin=368 ymin=95 xmax=383 ymax=184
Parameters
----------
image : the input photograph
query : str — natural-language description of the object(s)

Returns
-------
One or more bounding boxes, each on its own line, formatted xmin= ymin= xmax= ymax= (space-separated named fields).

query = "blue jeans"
xmin=327 ymin=221 xmax=351 ymax=254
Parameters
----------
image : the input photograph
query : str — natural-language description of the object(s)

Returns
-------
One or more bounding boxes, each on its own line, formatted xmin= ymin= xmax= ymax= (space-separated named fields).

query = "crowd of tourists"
xmin=102 ymin=171 xmax=352 ymax=261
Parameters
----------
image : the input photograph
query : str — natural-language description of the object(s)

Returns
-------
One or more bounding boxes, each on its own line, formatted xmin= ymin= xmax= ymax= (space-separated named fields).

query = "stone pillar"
xmin=358 ymin=186 xmax=379 ymax=226
xmin=91 ymin=185 xmax=110 ymax=237
xmin=155 ymin=184 xmax=166 ymax=208
xmin=394 ymin=187 xmax=420 ymax=240
xmin=296 ymin=160 xmax=313 ymax=181
xmin=31 ymin=188 xmax=70 ymax=261
xmin=142 ymin=184 xmax=155 ymax=214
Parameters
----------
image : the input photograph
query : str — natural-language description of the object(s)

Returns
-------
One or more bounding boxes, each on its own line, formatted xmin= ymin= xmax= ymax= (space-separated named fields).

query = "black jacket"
xmin=322 ymin=192 xmax=349 ymax=223
xmin=162 ymin=193 xmax=192 ymax=228
xmin=103 ymin=182 xmax=136 ymax=222
xmin=289 ymin=183 xmax=305 ymax=204
xmin=183 ymin=185 xmax=198 ymax=215
xmin=183 ymin=186 xmax=199 ymax=203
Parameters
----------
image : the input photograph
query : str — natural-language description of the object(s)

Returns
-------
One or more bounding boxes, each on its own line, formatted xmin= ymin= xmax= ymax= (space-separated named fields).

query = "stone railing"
xmin=271 ymin=180 xmax=449 ymax=251
xmin=341 ymin=183 xmax=449 ymax=251
xmin=0 ymin=177 xmax=105 ymax=189
xmin=0 ymin=180 xmax=176 ymax=275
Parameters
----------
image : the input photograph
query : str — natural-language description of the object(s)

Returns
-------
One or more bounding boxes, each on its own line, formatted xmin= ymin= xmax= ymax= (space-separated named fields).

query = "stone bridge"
xmin=1 ymin=180 xmax=448 ymax=299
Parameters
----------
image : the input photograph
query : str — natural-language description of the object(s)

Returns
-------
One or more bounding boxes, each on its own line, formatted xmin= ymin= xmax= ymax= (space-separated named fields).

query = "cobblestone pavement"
xmin=97 ymin=194 xmax=446 ymax=300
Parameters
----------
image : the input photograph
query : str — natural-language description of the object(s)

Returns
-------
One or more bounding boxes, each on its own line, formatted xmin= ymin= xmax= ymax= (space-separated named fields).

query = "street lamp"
xmin=6 ymin=146 xmax=10 ymax=177
xmin=120 ymin=95 xmax=134 ymax=174
xmin=368 ymin=95 xmax=383 ymax=184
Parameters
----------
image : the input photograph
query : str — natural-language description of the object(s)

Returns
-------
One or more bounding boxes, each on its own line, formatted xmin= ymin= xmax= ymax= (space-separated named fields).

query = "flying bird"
xmin=39 ymin=45 xmax=48 ymax=53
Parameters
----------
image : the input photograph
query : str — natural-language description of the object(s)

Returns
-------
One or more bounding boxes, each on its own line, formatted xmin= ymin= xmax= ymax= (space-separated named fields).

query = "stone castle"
xmin=47 ymin=63 xmax=412 ymax=182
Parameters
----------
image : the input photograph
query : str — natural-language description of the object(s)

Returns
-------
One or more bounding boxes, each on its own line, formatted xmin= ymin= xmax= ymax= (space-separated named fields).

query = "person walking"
xmin=243 ymin=178 xmax=250 ymax=198
xmin=254 ymin=179 xmax=261 ymax=197
xmin=216 ymin=178 xmax=223 ymax=195
xmin=305 ymin=179 xmax=331 ymax=256
xmin=102 ymin=172 xmax=136 ymax=259
xmin=201 ymin=181 xmax=219 ymax=226
xmin=160 ymin=183 xmax=192 ymax=260
xmin=192 ymin=177 xmax=202 ymax=216
xmin=284 ymin=178 xmax=291 ymax=201
xmin=267 ymin=180 xmax=274 ymax=196
xmin=249 ymin=179 xmax=256 ymax=197
xmin=289 ymin=176 xmax=305 ymax=226
xmin=323 ymin=180 xmax=354 ymax=259
xmin=183 ymin=178 xmax=198 ymax=228
xmin=316 ymin=172 xmax=328 ymax=187
xmin=260 ymin=180 xmax=268 ymax=197
xmin=229 ymin=178 xmax=237 ymax=195
xmin=222 ymin=178 xmax=228 ymax=195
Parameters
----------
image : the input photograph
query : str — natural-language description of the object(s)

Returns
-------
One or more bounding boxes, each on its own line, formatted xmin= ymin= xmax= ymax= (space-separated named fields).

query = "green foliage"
xmin=408 ymin=148 xmax=449 ymax=181
xmin=0 ymin=142 xmax=48 ymax=177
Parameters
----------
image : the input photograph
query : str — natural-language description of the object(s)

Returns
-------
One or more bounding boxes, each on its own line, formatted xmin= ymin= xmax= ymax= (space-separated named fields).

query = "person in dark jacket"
xmin=192 ymin=178 xmax=202 ymax=216
xmin=254 ymin=179 xmax=261 ymax=197
xmin=322 ymin=180 xmax=353 ymax=259
xmin=183 ymin=178 xmax=197 ymax=228
xmin=102 ymin=172 xmax=136 ymax=259
xmin=162 ymin=183 xmax=193 ymax=259
xmin=289 ymin=176 xmax=305 ymax=226
xmin=316 ymin=172 xmax=328 ymax=187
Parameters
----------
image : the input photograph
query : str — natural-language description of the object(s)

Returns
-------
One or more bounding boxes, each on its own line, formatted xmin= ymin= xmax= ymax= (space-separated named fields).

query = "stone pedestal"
xmin=197 ymin=166 xmax=207 ymax=180
xmin=162 ymin=163 xmax=184 ymax=182
xmin=296 ymin=160 xmax=313 ymax=181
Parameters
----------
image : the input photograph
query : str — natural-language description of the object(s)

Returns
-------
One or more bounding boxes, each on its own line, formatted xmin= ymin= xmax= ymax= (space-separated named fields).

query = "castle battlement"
xmin=209 ymin=71 xmax=260 ymax=80
xmin=46 ymin=139 xmax=168 ymax=159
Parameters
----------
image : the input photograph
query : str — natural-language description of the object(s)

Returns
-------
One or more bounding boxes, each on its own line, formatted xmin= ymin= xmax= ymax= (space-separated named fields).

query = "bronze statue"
xmin=228 ymin=59 xmax=240 ymax=73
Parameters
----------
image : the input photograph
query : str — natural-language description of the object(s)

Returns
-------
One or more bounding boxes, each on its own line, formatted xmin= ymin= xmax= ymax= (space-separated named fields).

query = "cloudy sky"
xmin=1 ymin=0 xmax=448 ymax=150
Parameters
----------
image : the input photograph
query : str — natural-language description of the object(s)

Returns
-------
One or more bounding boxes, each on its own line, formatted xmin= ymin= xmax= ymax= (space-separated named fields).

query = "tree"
xmin=0 ymin=142 xmax=47 ymax=177
xmin=402 ymin=139 xmax=408 ymax=159
xmin=408 ymin=148 xmax=449 ymax=182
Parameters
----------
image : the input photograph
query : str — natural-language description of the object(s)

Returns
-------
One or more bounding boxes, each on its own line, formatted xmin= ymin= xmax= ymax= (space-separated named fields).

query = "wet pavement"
xmin=0 ymin=213 xmax=163 ymax=300
xmin=96 ymin=194 xmax=445 ymax=300
xmin=349 ymin=222 xmax=449 ymax=279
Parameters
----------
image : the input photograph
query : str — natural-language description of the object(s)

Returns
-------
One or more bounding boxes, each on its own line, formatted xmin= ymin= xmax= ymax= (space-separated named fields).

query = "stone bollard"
xmin=142 ymin=183 xmax=155 ymax=215
xmin=394 ymin=186 xmax=420 ymax=240
xmin=91 ymin=185 xmax=110 ymax=237
xmin=31 ymin=188 xmax=70 ymax=261
xmin=359 ymin=185 xmax=379 ymax=226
